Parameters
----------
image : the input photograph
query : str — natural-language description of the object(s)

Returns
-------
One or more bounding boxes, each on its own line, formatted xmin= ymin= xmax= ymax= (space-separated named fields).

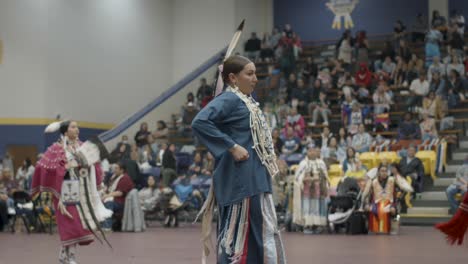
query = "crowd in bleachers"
xmin=1 ymin=10 xmax=468 ymax=235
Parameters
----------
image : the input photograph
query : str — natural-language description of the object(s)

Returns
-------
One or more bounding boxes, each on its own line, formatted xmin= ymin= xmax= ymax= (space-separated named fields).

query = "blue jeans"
xmin=102 ymin=201 xmax=123 ymax=229
xmin=446 ymin=185 xmax=467 ymax=212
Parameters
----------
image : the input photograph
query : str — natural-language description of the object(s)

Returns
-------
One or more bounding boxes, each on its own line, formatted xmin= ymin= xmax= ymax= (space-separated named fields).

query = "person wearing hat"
xmin=31 ymin=120 xmax=112 ymax=264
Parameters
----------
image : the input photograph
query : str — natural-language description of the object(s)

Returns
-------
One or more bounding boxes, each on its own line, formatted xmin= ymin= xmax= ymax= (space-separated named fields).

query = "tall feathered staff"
xmin=214 ymin=19 xmax=245 ymax=97
xmin=199 ymin=19 xmax=245 ymax=264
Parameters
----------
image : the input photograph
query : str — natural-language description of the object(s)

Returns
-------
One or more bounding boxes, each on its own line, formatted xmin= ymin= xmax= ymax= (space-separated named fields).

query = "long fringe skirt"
xmin=217 ymin=193 xmax=286 ymax=264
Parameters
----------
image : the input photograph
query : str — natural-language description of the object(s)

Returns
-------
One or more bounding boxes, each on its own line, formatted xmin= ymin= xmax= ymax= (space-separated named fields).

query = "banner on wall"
xmin=326 ymin=0 xmax=359 ymax=30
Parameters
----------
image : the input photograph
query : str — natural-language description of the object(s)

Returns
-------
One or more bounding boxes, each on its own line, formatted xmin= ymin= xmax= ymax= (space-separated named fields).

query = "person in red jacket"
xmin=355 ymin=63 xmax=372 ymax=99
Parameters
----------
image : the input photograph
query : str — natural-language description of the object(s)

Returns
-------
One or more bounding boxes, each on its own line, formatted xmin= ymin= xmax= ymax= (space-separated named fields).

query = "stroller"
xmin=327 ymin=177 xmax=367 ymax=234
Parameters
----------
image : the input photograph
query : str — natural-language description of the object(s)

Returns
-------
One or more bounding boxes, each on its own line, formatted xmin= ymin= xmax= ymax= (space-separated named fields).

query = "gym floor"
xmin=0 ymin=225 xmax=466 ymax=264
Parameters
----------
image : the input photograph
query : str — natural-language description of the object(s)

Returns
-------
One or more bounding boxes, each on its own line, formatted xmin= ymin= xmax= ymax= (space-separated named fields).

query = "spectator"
xmin=398 ymin=112 xmax=421 ymax=140
xmin=285 ymin=73 xmax=298 ymax=101
xmin=352 ymin=124 xmax=373 ymax=153
xmin=302 ymin=56 xmax=318 ymax=83
xmin=450 ymin=9 xmax=465 ymax=35
xmin=138 ymin=175 xmax=161 ymax=212
xmin=16 ymin=158 xmax=34 ymax=190
xmin=425 ymin=24 xmax=443 ymax=66
xmin=407 ymin=71 xmax=429 ymax=110
xmin=355 ymin=63 xmax=372 ymax=97
xmin=412 ymin=13 xmax=428 ymax=42
xmin=161 ymin=144 xmax=177 ymax=187
xmin=270 ymin=27 xmax=282 ymax=52
xmin=338 ymin=33 xmax=353 ymax=66
xmin=283 ymin=107 xmax=305 ymax=139
xmin=291 ymin=78 xmax=311 ymax=115
xmin=355 ymin=31 xmax=369 ymax=65
xmin=445 ymin=156 xmax=468 ymax=213
xmin=283 ymin=23 xmax=294 ymax=38
xmin=420 ymin=113 xmax=438 ymax=141
xmin=281 ymin=127 xmax=301 ymax=159
xmin=291 ymin=32 xmax=302 ymax=59
xmin=381 ymin=56 xmax=397 ymax=80
xmin=264 ymin=104 xmax=278 ymax=131
xmin=342 ymin=147 xmax=358 ymax=173
xmin=310 ymin=91 xmax=331 ymax=126
xmin=373 ymin=81 xmax=393 ymax=114
xmin=134 ymin=122 xmax=151 ymax=148
xmin=429 ymin=71 xmax=447 ymax=97
xmin=196 ymin=78 xmax=213 ymax=108
xmin=102 ymin=162 xmax=135 ymax=231
xmin=338 ymin=71 xmax=355 ymax=90
xmin=260 ymin=32 xmax=275 ymax=62
xmin=347 ymin=101 xmax=364 ymax=135
xmin=2 ymin=153 xmax=14 ymax=179
xmin=432 ymin=10 xmax=448 ymax=36
xmin=447 ymin=69 xmax=464 ymax=108
xmin=201 ymin=152 xmax=215 ymax=176
xmin=393 ymin=58 xmax=408 ymax=87
xmin=397 ymin=40 xmax=412 ymax=64
xmin=399 ymin=145 xmax=425 ymax=193
xmin=421 ymin=90 xmax=443 ymax=119
xmin=110 ymin=138 xmax=131 ymax=164
xmin=317 ymin=126 xmax=333 ymax=149
xmin=393 ymin=20 xmax=407 ymax=52
xmin=446 ymin=54 xmax=465 ymax=77
xmin=152 ymin=120 xmax=168 ymax=144
xmin=322 ymin=137 xmax=339 ymax=166
xmin=447 ymin=26 xmax=464 ymax=59
xmin=272 ymin=128 xmax=284 ymax=156
xmin=244 ymin=32 xmax=261 ymax=61
xmin=300 ymin=130 xmax=316 ymax=152
xmin=428 ymin=56 xmax=446 ymax=81
xmin=375 ymin=41 xmax=396 ymax=71
xmin=188 ymin=152 xmax=203 ymax=179
xmin=179 ymin=102 xmax=198 ymax=137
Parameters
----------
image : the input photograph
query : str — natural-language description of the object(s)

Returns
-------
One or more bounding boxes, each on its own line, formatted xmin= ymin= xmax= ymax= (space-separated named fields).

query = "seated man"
xmin=101 ymin=163 xmax=135 ymax=231
xmin=398 ymin=112 xmax=421 ymax=140
xmin=446 ymin=156 xmax=468 ymax=214
xmin=399 ymin=146 xmax=425 ymax=194
xmin=280 ymin=127 xmax=302 ymax=164
xmin=363 ymin=165 xmax=412 ymax=234
xmin=0 ymin=168 xmax=18 ymax=231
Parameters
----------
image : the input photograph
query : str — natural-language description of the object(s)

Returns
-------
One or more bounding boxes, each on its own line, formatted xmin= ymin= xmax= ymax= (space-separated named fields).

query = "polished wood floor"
xmin=0 ymin=224 xmax=466 ymax=264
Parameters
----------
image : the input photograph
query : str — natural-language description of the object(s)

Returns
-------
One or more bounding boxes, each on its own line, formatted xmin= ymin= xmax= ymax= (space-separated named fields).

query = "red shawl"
xmin=436 ymin=192 xmax=468 ymax=245
xmin=31 ymin=142 xmax=103 ymax=200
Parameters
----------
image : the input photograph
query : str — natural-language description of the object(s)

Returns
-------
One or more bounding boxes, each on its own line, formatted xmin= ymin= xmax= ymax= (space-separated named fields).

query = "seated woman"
xmin=152 ymin=120 xmax=169 ymax=144
xmin=421 ymin=91 xmax=442 ymax=119
xmin=321 ymin=137 xmax=339 ymax=166
xmin=138 ymin=176 xmax=161 ymax=212
xmin=342 ymin=147 xmax=358 ymax=174
xmin=283 ymin=107 xmax=305 ymax=139
xmin=363 ymin=165 xmax=413 ymax=234
xmin=188 ymin=152 xmax=203 ymax=178
xmin=420 ymin=113 xmax=438 ymax=141
xmin=101 ymin=163 xmax=135 ymax=231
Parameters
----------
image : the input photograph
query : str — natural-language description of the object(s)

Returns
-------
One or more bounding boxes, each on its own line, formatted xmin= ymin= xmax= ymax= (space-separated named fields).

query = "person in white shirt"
xmin=407 ymin=71 xmax=429 ymax=110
